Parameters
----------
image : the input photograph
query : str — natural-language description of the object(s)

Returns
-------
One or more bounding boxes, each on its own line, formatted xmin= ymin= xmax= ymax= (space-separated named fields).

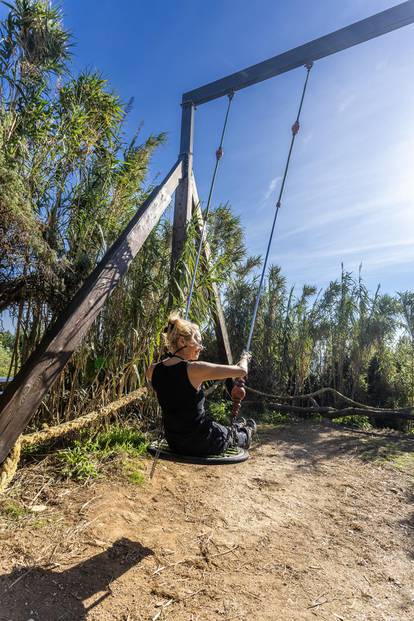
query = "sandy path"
xmin=1 ymin=422 xmax=414 ymax=620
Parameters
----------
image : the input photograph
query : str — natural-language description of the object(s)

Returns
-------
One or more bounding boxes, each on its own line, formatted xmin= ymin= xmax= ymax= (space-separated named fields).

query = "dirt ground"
xmin=1 ymin=421 xmax=414 ymax=621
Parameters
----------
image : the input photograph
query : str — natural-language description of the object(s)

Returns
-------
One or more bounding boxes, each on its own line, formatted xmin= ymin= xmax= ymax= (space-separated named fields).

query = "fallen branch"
xmin=246 ymin=386 xmax=410 ymax=412
xmin=209 ymin=544 xmax=239 ymax=559
xmin=247 ymin=400 xmax=414 ymax=421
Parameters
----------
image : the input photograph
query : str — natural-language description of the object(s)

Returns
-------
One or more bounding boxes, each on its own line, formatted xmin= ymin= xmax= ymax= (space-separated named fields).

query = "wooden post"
xmin=191 ymin=173 xmax=233 ymax=364
xmin=0 ymin=161 xmax=182 ymax=464
xmin=171 ymin=102 xmax=195 ymax=273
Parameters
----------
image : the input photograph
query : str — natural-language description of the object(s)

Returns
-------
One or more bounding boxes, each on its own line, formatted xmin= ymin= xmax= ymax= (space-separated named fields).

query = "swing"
xmin=148 ymin=439 xmax=249 ymax=465
xmin=148 ymin=63 xmax=313 ymax=472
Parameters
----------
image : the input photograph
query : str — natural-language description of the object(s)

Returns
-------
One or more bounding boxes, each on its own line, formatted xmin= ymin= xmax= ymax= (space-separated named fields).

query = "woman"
xmin=146 ymin=313 xmax=256 ymax=456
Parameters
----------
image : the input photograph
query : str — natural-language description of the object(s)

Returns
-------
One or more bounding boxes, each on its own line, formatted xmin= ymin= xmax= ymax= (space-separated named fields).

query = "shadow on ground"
xmin=0 ymin=538 xmax=153 ymax=621
xmin=254 ymin=421 xmax=414 ymax=558
xmin=254 ymin=420 xmax=414 ymax=468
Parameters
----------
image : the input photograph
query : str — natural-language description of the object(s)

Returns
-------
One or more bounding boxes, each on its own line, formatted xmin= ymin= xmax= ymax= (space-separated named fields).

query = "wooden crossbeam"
xmin=0 ymin=161 xmax=183 ymax=464
xmin=191 ymin=173 xmax=233 ymax=364
xmin=183 ymin=1 xmax=414 ymax=105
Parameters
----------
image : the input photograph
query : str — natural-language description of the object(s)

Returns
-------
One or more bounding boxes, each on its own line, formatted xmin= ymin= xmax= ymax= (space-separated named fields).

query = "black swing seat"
xmin=147 ymin=439 xmax=249 ymax=465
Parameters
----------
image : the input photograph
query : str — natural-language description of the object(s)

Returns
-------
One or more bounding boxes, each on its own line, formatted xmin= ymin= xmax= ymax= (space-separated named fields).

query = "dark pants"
xmin=167 ymin=421 xmax=250 ymax=456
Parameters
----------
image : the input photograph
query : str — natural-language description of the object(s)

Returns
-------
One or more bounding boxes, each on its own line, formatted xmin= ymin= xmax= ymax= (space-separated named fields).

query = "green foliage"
xmin=208 ymin=400 xmax=231 ymax=425
xmin=360 ymin=441 xmax=414 ymax=477
xmin=0 ymin=1 xmax=170 ymax=422
xmin=55 ymin=423 xmax=148 ymax=481
xmin=0 ymin=331 xmax=15 ymax=349
xmin=0 ymin=349 xmax=11 ymax=376
xmin=0 ymin=500 xmax=29 ymax=519
xmin=261 ymin=410 xmax=290 ymax=425
xmin=208 ymin=400 xmax=291 ymax=427
xmin=224 ymin=262 xmax=410 ymax=425
xmin=332 ymin=415 xmax=373 ymax=430
xmin=386 ymin=452 xmax=414 ymax=476
xmin=127 ymin=469 xmax=145 ymax=485
xmin=122 ymin=460 xmax=145 ymax=485
xmin=0 ymin=334 xmax=12 ymax=376
xmin=92 ymin=424 xmax=148 ymax=457
xmin=21 ymin=438 xmax=54 ymax=458
xmin=56 ymin=442 xmax=99 ymax=481
xmin=0 ymin=0 xmax=70 ymax=81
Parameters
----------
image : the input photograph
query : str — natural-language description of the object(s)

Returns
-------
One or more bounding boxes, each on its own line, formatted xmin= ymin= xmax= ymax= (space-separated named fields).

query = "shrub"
xmin=93 ymin=424 xmax=148 ymax=456
xmin=208 ymin=400 xmax=231 ymax=425
xmin=56 ymin=442 xmax=99 ymax=481
xmin=123 ymin=460 xmax=145 ymax=485
xmin=55 ymin=423 xmax=148 ymax=481
xmin=332 ymin=415 xmax=372 ymax=430
xmin=261 ymin=410 xmax=290 ymax=425
xmin=0 ymin=500 xmax=28 ymax=519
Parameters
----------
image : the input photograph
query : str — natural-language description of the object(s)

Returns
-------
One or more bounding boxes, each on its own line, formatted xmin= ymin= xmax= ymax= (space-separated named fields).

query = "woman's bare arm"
xmin=188 ymin=357 xmax=249 ymax=387
xmin=146 ymin=353 xmax=251 ymax=388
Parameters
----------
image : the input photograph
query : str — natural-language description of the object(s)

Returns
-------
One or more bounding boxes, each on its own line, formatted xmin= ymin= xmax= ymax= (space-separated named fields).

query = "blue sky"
xmin=59 ymin=0 xmax=413 ymax=295
xmin=2 ymin=0 xmax=414 ymax=333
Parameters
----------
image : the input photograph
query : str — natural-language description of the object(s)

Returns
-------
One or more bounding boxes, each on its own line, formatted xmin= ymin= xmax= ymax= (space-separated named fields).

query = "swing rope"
xmin=231 ymin=62 xmax=314 ymax=422
xmin=245 ymin=62 xmax=313 ymax=352
xmin=184 ymin=91 xmax=234 ymax=319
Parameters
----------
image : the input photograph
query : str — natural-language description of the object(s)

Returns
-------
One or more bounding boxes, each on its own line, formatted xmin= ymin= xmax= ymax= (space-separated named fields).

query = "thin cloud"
xmin=302 ymin=132 xmax=313 ymax=146
xmin=375 ymin=59 xmax=389 ymax=72
xmin=337 ymin=94 xmax=356 ymax=113
xmin=263 ymin=176 xmax=281 ymax=201
xmin=268 ymin=243 xmax=414 ymax=281
xmin=276 ymin=199 xmax=375 ymax=241
xmin=282 ymin=238 xmax=414 ymax=262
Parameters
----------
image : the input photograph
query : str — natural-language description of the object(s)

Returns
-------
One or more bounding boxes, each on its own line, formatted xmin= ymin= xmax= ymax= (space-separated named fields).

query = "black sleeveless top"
xmin=151 ymin=360 xmax=229 ymax=454
xmin=151 ymin=361 xmax=209 ymax=436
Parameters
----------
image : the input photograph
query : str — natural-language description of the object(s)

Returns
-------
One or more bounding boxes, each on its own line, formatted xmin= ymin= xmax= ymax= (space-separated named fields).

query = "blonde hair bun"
xmin=163 ymin=312 xmax=200 ymax=353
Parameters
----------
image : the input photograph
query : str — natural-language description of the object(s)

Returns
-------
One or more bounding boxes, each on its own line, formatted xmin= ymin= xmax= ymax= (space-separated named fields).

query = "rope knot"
xmin=216 ymin=147 xmax=224 ymax=160
xmin=231 ymin=378 xmax=246 ymax=420
xmin=291 ymin=120 xmax=300 ymax=136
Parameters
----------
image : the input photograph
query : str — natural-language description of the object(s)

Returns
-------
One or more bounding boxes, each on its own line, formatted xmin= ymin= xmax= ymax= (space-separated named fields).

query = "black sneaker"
xmin=246 ymin=419 xmax=257 ymax=436
xmin=244 ymin=426 xmax=254 ymax=448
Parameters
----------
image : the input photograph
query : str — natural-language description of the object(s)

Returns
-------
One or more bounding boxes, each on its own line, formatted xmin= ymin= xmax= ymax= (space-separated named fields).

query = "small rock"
xmin=29 ymin=505 xmax=47 ymax=513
